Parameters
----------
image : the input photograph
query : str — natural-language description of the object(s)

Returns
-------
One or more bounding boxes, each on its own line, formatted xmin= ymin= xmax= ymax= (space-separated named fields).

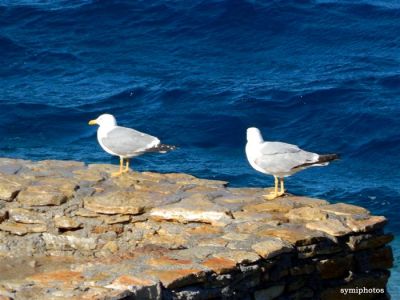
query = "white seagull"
xmin=245 ymin=127 xmax=338 ymax=200
xmin=89 ymin=114 xmax=175 ymax=177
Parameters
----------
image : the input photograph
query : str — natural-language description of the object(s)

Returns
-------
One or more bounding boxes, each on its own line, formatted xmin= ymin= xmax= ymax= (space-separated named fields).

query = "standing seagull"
xmin=245 ymin=127 xmax=338 ymax=200
xmin=89 ymin=114 xmax=176 ymax=177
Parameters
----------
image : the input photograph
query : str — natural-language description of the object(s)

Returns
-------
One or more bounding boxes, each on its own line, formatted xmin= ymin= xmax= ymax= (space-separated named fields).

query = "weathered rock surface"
xmin=251 ymin=238 xmax=293 ymax=259
xmin=0 ymin=221 xmax=46 ymax=235
xmin=8 ymin=208 xmax=46 ymax=224
xmin=150 ymin=194 xmax=233 ymax=226
xmin=54 ymin=216 xmax=82 ymax=229
xmin=0 ymin=158 xmax=394 ymax=300
xmin=18 ymin=185 xmax=68 ymax=206
xmin=84 ymin=191 xmax=146 ymax=215
xmin=0 ymin=175 xmax=26 ymax=201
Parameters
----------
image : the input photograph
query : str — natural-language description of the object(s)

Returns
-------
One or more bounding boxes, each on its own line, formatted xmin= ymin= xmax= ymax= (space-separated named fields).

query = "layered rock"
xmin=0 ymin=158 xmax=394 ymax=300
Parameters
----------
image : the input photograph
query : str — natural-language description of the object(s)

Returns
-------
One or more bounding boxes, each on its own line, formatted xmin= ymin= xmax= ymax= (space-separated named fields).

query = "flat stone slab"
xmin=213 ymin=250 xmax=260 ymax=265
xmin=0 ymin=175 xmax=26 ymax=201
xmin=18 ymin=185 xmax=69 ymax=206
xmin=306 ymin=219 xmax=351 ymax=236
xmin=144 ymin=268 xmax=206 ymax=289
xmin=105 ymin=275 xmax=160 ymax=298
xmin=0 ymin=221 xmax=47 ymax=235
xmin=285 ymin=207 xmax=328 ymax=222
xmin=347 ymin=234 xmax=394 ymax=251
xmin=251 ymin=238 xmax=293 ymax=259
xmin=54 ymin=216 xmax=82 ymax=229
xmin=257 ymin=224 xmax=331 ymax=246
xmin=201 ymin=257 xmax=236 ymax=274
xmin=84 ymin=191 xmax=147 ymax=215
xmin=243 ymin=199 xmax=295 ymax=213
xmin=284 ymin=196 xmax=329 ymax=207
xmin=8 ymin=208 xmax=46 ymax=224
xmin=345 ymin=215 xmax=387 ymax=233
xmin=74 ymin=208 xmax=99 ymax=218
xmin=150 ymin=194 xmax=233 ymax=226
xmin=320 ymin=203 xmax=370 ymax=217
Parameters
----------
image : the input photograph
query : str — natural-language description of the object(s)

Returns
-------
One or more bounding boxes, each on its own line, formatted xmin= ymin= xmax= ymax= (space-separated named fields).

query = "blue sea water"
xmin=0 ymin=0 xmax=399 ymax=294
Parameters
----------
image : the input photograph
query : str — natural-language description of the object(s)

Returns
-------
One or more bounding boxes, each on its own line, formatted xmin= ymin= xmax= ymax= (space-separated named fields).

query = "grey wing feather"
xmin=102 ymin=127 xmax=160 ymax=156
xmin=259 ymin=142 xmax=302 ymax=155
xmin=255 ymin=142 xmax=319 ymax=173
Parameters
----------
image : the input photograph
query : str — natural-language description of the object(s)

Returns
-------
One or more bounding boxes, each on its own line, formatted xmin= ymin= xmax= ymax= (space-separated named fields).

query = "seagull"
xmin=245 ymin=127 xmax=338 ymax=200
xmin=89 ymin=114 xmax=176 ymax=177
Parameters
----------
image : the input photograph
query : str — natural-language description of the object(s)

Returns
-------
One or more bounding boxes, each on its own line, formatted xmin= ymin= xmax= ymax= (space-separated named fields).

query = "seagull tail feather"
xmin=291 ymin=153 xmax=339 ymax=170
xmin=147 ymin=144 xmax=177 ymax=153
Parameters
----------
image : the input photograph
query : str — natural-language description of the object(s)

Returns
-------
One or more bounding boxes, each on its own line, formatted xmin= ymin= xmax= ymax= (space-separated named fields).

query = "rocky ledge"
xmin=0 ymin=158 xmax=394 ymax=300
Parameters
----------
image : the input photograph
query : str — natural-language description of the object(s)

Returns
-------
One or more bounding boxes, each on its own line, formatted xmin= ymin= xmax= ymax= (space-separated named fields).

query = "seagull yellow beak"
xmin=88 ymin=120 xmax=97 ymax=125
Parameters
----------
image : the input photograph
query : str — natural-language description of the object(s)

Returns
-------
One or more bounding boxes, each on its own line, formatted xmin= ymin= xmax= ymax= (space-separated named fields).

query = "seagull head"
xmin=88 ymin=114 xmax=117 ymax=127
xmin=246 ymin=127 xmax=264 ymax=144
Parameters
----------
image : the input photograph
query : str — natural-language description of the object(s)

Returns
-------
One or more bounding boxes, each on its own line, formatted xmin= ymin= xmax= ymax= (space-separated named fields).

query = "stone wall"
xmin=0 ymin=158 xmax=394 ymax=300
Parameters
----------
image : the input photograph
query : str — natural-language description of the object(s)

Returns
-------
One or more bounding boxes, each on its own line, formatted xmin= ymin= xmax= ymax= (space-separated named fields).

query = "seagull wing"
xmin=258 ymin=141 xmax=302 ymax=155
xmin=101 ymin=126 xmax=160 ymax=157
xmin=254 ymin=142 xmax=319 ymax=174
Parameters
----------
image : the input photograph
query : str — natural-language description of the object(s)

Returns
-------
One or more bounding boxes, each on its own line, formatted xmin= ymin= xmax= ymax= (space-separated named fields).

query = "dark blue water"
xmin=0 ymin=0 xmax=399 ymax=293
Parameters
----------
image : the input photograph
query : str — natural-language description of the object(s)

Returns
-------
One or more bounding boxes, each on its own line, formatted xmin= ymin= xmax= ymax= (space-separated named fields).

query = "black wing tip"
xmin=160 ymin=144 xmax=177 ymax=151
xmin=291 ymin=153 xmax=340 ymax=170
xmin=147 ymin=143 xmax=177 ymax=153
xmin=319 ymin=153 xmax=340 ymax=163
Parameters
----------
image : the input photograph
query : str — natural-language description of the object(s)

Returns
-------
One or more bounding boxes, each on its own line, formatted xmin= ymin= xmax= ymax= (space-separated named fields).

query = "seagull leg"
xmin=111 ymin=157 xmax=124 ymax=177
xmin=264 ymin=176 xmax=279 ymax=200
xmin=122 ymin=158 xmax=130 ymax=173
xmin=278 ymin=177 xmax=285 ymax=197
xmin=264 ymin=176 xmax=285 ymax=200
